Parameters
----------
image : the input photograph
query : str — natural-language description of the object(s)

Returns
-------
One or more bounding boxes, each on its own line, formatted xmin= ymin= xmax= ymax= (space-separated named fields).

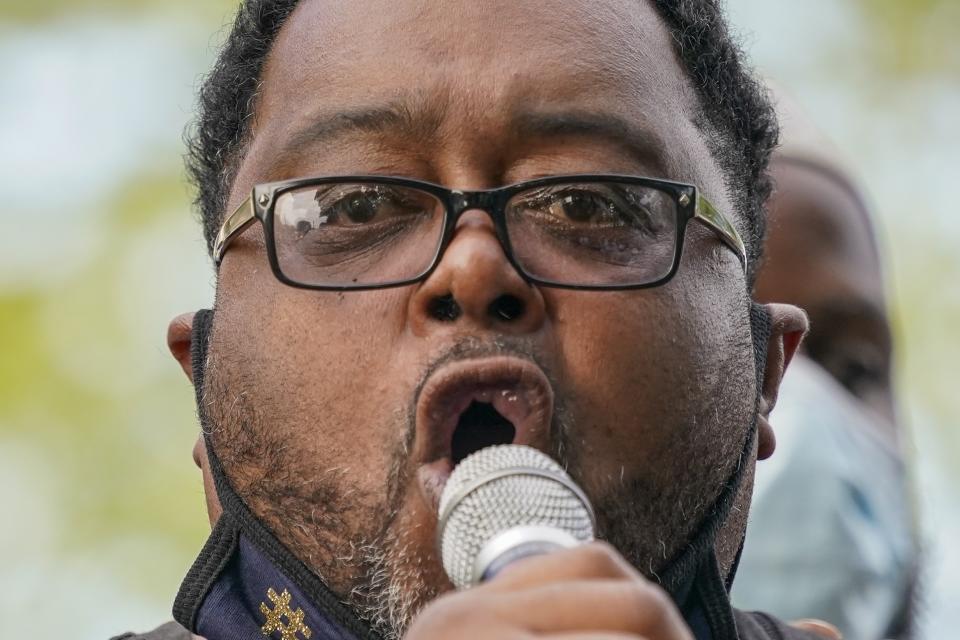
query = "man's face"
xmin=201 ymin=0 xmax=764 ymax=634
xmin=755 ymin=161 xmax=894 ymax=423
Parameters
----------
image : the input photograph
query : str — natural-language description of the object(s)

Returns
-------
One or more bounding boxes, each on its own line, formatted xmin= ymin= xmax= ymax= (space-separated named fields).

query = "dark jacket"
xmin=115 ymin=610 xmax=825 ymax=639
xmin=111 ymin=622 xmax=191 ymax=640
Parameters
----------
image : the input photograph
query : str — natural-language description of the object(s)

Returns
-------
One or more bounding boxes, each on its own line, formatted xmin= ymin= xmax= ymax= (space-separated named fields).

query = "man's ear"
xmin=193 ymin=435 xmax=223 ymax=528
xmin=167 ymin=311 xmax=198 ymax=383
xmin=757 ymin=303 xmax=808 ymax=460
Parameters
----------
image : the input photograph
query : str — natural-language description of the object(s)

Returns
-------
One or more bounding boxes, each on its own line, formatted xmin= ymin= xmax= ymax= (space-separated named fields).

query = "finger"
xmin=489 ymin=542 xmax=643 ymax=591
xmin=493 ymin=580 xmax=691 ymax=639
xmin=789 ymin=619 xmax=843 ymax=639
xmin=545 ymin=633 xmax=645 ymax=640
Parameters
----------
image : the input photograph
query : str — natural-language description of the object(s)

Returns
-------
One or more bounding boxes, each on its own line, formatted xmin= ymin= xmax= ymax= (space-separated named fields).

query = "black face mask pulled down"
xmin=173 ymin=304 xmax=772 ymax=640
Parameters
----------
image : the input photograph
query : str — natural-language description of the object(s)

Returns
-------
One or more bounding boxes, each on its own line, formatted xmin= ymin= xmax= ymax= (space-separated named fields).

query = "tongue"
xmin=451 ymin=402 xmax=516 ymax=465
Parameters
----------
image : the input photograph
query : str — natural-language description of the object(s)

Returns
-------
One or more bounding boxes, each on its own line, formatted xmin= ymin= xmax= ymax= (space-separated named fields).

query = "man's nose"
xmin=408 ymin=209 xmax=546 ymax=335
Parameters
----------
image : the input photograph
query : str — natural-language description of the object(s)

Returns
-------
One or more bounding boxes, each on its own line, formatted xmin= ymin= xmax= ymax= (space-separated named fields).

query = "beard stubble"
xmin=200 ymin=336 xmax=754 ymax=638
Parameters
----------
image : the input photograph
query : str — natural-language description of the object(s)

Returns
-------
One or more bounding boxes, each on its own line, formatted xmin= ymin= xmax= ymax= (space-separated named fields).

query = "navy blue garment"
xmin=187 ymin=526 xmax=361 ymax=640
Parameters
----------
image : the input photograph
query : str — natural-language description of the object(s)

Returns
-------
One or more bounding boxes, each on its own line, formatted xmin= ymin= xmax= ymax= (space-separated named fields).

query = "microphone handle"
xmin=474 ymin=525 xmax=583 ymax=584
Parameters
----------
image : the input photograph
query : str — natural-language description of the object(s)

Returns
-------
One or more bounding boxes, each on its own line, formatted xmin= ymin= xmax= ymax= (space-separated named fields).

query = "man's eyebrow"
xmin=511 ymin=109 xmax=670 ymax=174
xmin=277 ymin=101 xmax=442 ymax=157
xmin=273 ymin=104 xmax=670 ymax=174
xmin=813 ymin=297 xmax=892 ymax=341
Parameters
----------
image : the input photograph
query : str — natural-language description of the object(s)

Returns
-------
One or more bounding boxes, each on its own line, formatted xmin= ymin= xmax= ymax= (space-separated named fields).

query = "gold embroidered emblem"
xmin=260 ymin=587 xmax=313 ymax=640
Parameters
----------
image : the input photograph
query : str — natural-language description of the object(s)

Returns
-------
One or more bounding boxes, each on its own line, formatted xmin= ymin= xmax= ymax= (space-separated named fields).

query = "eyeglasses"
xmin=214 ymin=174 xmax=746 ymax=291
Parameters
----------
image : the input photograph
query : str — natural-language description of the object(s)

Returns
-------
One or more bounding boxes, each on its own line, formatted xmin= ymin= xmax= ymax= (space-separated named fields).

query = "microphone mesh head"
xmin=438 ymin=444 xmax=595 ymax=589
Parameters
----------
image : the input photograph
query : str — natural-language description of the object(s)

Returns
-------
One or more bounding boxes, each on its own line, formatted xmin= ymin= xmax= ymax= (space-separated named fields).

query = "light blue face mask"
xmin=732 ymin=354 xmax=915 ymax=640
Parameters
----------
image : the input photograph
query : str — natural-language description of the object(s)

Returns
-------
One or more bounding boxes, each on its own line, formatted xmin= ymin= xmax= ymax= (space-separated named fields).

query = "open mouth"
xmin=450 ymin=401 xmax=517 ymax=465
xmin=414 ymin=356 xmax=555 ymax=510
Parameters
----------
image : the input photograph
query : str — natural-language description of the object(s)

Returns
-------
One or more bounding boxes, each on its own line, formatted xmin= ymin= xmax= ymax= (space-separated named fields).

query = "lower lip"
xmin=418 ymin=458 xmax=454 ymax=513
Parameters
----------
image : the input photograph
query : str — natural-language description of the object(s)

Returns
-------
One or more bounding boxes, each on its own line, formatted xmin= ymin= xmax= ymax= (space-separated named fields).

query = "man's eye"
xmin=547 ymin=191 xmax=616 ymax=223
xmin=330 ymin=193 xmax=380 ymax=223
xmin=522 ymin=187 xmax=654 ymax=230
xmin=807 ymin=338 xmax=888 ymax=400
xmin=833 ymin=357 xmax=885 ymax=397
xmin=311 ymin=186 xmax=424 ymax=227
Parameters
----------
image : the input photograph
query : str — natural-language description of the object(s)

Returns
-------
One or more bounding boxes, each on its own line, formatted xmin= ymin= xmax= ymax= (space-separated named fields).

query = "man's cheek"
xmin=232 ymin=300 xmax=405 ymax=455
xmin=553 ymin=296 xmax=704 ymax=476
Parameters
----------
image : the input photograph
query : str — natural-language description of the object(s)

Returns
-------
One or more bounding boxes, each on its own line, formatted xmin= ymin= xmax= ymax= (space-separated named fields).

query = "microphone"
xmin=437 ymin=444 xmax=596 ymax=589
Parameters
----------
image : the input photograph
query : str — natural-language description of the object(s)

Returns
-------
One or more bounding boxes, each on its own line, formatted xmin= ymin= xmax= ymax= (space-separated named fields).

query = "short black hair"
xmin=186 ymin=0 xmax=777 ymax=282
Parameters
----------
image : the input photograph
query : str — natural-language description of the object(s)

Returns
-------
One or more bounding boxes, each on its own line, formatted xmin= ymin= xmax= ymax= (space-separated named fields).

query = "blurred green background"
xmin=0 ymin=1 xmax=956 ymax=638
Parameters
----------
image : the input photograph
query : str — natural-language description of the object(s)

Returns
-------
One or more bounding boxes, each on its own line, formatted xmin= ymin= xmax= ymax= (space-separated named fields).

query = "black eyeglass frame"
xmin=213 ymin=174 xmax=747 ymax=292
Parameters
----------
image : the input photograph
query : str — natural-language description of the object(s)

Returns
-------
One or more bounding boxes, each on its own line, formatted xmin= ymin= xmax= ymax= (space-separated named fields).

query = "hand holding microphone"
xmin=404 ymin=445 xmax=693 ymax=640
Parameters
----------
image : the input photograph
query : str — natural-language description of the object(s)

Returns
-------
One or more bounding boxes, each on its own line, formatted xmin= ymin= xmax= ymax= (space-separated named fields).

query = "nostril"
xmin=489 ymin=294 xmax=525 ymax=322
xmin=428 ymin=294 xmax=462 ymax=322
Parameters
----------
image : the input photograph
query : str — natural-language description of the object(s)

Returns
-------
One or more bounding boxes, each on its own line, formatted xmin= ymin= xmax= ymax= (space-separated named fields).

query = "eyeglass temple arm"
xmin=694 ymin=195 xmax=748 ymax=268
xmin=213 ymin=196 xmax=257 ymax=265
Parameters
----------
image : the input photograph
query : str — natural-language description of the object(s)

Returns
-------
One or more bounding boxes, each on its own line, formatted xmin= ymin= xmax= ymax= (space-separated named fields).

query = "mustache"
xmin=411 ymin=335 xmax=557 ymax=402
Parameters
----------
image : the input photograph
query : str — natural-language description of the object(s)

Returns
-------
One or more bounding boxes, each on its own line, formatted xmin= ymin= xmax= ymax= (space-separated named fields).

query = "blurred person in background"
xmin=731 ymin=87 xmax=917 ymax=640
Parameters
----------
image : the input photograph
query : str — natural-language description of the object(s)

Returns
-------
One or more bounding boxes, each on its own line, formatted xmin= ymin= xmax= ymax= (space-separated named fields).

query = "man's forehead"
xmin=252 ymin=0 xmax=696 ymax=157
xmin=771 ymin=161 xmax=880 ymax=272
xmin=268 ymin=0 xmax=673 ymax=75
